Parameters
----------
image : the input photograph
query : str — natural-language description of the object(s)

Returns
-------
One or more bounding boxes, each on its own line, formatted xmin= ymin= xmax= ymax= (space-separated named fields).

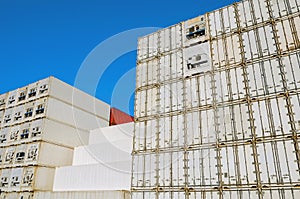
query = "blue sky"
xmin=0 ymin=0 xmax=237 ymax=115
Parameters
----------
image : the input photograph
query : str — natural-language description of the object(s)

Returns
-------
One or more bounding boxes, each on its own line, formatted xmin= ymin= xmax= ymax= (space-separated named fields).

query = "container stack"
xmin=132 ymin=0 xmax=300 ymax=198
xmin=0 ymin=77 xmax=110 ymax=199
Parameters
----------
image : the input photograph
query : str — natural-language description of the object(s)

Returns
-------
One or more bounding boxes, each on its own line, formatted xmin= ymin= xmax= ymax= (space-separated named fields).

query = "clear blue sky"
xmin=0 ymin=0 xmax=237 ymax=115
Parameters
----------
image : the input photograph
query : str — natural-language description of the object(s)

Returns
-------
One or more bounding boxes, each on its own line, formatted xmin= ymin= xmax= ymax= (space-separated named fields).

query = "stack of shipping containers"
xmin=132 ymin=0 xmax=300 ymax=198
xmin=0 ymin=77 xmax=110 ymax=199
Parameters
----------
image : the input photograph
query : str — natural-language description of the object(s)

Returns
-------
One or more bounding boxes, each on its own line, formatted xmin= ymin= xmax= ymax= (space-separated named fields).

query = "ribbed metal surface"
xmin=132 ymin=0 xmax=300 ymax=198
xmin=0 ymin=77 xmax=111 ymax=196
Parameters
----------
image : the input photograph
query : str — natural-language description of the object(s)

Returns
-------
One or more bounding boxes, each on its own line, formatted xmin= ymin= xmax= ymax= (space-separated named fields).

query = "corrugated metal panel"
xmin=246 ymin=59 xmax=283 ymax=97
xmin=33 ymin=191 xmax=130 ymax=199
xmin=276 ymin=16 xmax=300 ymax=52
xmin=159 ymin=50 xmax=183 ymax=82
xmin=270 ymin=0 xmax=300 ymax=18
xmin=159 ymin=82 xmax=184 ymax=113
xmin=49 ymin=77 xmax=110 ymax=122
xmin=237 ymin=0 xmax=270 ymax=28
xmin=133 ymin=0 xmax=300 ymax=198
xmin=159 ymin=24 xmax=182 ymax=54
xmin=72 ymin=140 xmax=132 ymax=166
xmin=208 ymin=5 xmax=238 ymax=37
xmin=53 ymin=162 xmax=131 ymax=191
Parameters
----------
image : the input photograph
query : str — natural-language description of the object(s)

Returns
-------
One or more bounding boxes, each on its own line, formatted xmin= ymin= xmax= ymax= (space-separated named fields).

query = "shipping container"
xmin=270 ymin=0 xmax=300 ymax=18
xmin=46 ymin=97 xmax=107 ymax=130
xmin=53 ymin=162 xmax=131 ymax=191
xmin=183 ymin=42 xmax=211 ymax=76
xmin=6 ymin=90 xmax=18 ymax=109
xmin=0 ymin=110 xmax=5 ymax=127
xmin=27 ymin=81 xmax=39 ymax=101
xmin=237 ymin=0 xmax=270 ymax=28
xmin=275 ymin=16 xmax=300 ymax=52
xmin=33 ymin=190 xmax=130 ymax=199
xmin=2 ymin=108 xmax=13 ymax=127
xmin=48 ymin=77 xmax=110 ymax=122
xmin=0 ymin=166 xmax=54 ymax=192
xmin=0 ymin=93 xmax=8 ymax=110
xmin=208 ymin=5 xmax=238 ymax=37
xmin=0 ymin=142 xmax=72 ymax=168
xmin=72 ymin=140 xmax=132 ymax=165
xmin=0 ymin=119 xmax=88 ymax=148
xmin=0 ymin=192 xmax=33 ymax=199
xmin=159 ymin=50 xmax=183 ymax=82
xmin=132 ymin=0 xmax=300 ymax=197
xmin=211 ymin=34 xmax=242 ymax=68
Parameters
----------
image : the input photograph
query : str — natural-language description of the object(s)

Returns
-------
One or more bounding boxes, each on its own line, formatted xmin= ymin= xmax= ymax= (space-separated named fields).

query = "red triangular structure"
xmin=109 ymin=107 xmax=134 ymax=126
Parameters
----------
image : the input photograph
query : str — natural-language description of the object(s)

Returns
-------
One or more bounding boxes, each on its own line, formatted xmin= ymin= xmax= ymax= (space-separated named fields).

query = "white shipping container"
xmin=0 ymin=110 xmax=4 ymax=127
xmin=184 ymin=42 xmax=211 ymax=76
xmin=0 ymin=142 xmax=73 ymax=167
xmin=159 ymin=24 xmax=182 ymax=53
xmin=6 ymin=90 xmax=17 ymax=109
xmin=0 ymin=93 xmax=8 ymax=110
xmin=134 ymin=121 xmax=146 ymax=151
xmin=0 ymin=127 xmax=9 ymax=145
xmin=208 ymin=5 xmax=237 ymax=37
xmin=137 ymin=36 xmax=147 ymax=61
xmin=256 ymin=140 xmax=299 ymax=184
xmin=159 ymin=54 xmax=172 ymax=82
xmin=132 ymin=0 xmax=300 ymax=197
xmin=54 ymin=162 xmax=131 ymax=191
xmin=282 ymin=53 xmax=300 ymax=90
xmin=159 ymin=82 xmax=184 ymax=114
xmin=33 ymin=191 xmax=130 ymax=199
xmin=49 ymin=77 xmax=110 ymax=123
xmin=131 ymin=154 xmax=144 ymax=187
xmin=171 ymin=151 xmax=185 ymax=187
xmin=246 ymin=59 xmax=283 ymax=97
xmin=46 ymin=97 xmax=108 ymax=131
xmin=136 ymin=90 xmax=147 ymax=118
xmin=1 ymin=192 xmax=34 ymax=199
xmin=37 ymin=78 xmax=50 ymax=98
xmin=251 ymin=98 xmax=291 ymax=137
xmin=0 ymin=167 xmax=48 ymax=192
xmin=143 ymin=153 xmax=157 ymax=187
xmin=158 ymin=115 xmax=185 ymax=148
xmin=3 ymin=108 xmax=13 ymax=127
xmin=276 ymin=17 xmax=299 ymax=52
xmin=12 ymin=105 xmax=24 ymax=125
xmin=136 ymin=62 xmax=144 ymax=88
xmin=9 ymin=167 xmax=22 ymax=190
xmin=242 ymin=26 xmax=276 ymax=61
xmin=199 ymin=109 xmax=216 ymax=144
xmin=146 ymin=87 xmax=158 ymax=116
xmin=147 ymin=59 xmax=159 ymax=86
xmin=16 ymin=86 xmax=27 ymax=105
xmin=270 ymin=0 xmax=300 ymax=18
xmin=188 ymin=148 xmax=218 ymax=186
xmin=34 ymin=142 xmax=73 ymax=167
xmin=238 ymin=0 xmax=270 ymax=28
xmin=42 ymin=118 xmax=89 ymax=148
xmin=290 ymin=94 xmax=300 ymax=132
xmin=148 ymin=33 xmax=158 ymax=58
xmin=72 ymin=139 xmax=132 ymax=166
xmin=217 ymin=103 xmax=251 ymax=142
xmin=27 ymin=81 xmax=39 ymax=101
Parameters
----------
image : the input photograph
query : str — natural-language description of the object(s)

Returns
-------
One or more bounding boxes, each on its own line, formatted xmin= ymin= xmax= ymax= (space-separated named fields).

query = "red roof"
xmin=109 ymin=107 xmax=134 ymax=126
